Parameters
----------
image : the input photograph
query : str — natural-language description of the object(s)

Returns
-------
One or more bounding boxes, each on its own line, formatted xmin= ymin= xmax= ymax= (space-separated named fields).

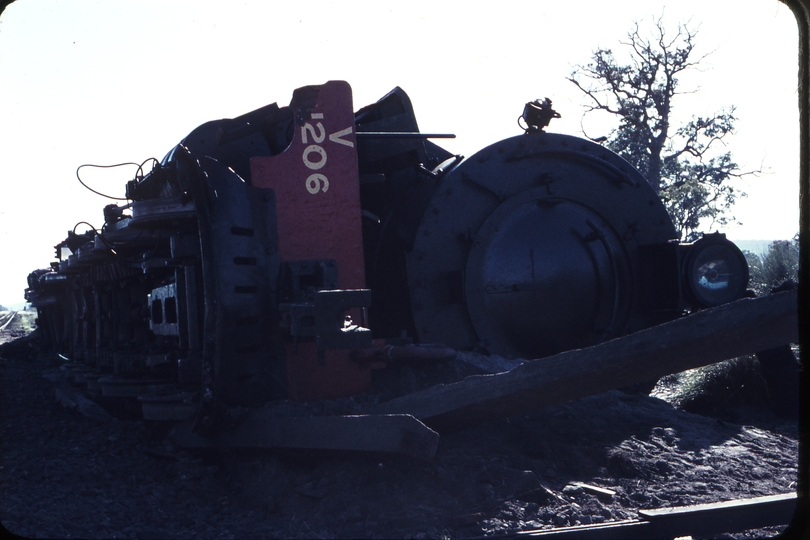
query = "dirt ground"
xmin=0 ymin=310 xmax=802 ymax=539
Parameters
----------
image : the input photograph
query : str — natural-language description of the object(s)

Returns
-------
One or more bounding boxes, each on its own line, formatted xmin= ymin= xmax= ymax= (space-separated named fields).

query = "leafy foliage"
xmin=569 ymin=17 xmax=755 ymax=241
xmin=744 ymin=236 xmax=800 ymax=297
xmin=670 ymin=356 xmax=770 ymax=417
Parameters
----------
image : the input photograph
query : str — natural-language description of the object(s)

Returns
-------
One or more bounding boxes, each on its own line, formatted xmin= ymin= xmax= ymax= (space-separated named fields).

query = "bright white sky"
xmin=0 ymin=0 xmax=800 ymax=307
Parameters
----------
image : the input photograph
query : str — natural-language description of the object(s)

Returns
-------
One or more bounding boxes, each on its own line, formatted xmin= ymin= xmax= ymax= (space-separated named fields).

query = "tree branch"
xmin=568 ymin=16 xmax=749 ymax=238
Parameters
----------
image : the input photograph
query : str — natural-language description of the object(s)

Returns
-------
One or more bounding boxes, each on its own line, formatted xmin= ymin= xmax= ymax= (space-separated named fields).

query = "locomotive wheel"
xmin=407 ymin=132 xmax=678 ymax=359
xmin=178 ymin=151 xmax=283 ymax=407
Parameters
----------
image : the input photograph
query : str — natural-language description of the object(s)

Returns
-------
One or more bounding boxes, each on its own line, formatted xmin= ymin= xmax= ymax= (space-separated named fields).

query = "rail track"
xmin=477 ymin=492 xmax=799 ymax=539
xmin=0 ymin=310 xmax=17 ymax=332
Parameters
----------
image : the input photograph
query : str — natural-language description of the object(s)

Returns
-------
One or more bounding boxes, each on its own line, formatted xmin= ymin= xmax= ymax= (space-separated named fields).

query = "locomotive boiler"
xmin=25 ymin=81 xmax=749 ymax=421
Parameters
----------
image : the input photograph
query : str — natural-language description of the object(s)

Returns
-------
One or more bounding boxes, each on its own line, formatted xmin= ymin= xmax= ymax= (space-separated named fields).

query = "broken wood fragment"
xmin=571 ymin=482 xmax=615 ymax=498
xmin=54 ymin=386 xmax=114 ymax=422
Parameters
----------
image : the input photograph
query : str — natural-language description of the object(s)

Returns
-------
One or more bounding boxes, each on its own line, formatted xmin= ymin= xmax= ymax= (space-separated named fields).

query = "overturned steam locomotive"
xmin=26 ymin=81 xmax=749 ymax=419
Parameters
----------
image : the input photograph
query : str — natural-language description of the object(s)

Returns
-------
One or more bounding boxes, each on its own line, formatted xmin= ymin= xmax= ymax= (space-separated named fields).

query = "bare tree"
xmin=568 ymin=17 xmax=755 ymax=241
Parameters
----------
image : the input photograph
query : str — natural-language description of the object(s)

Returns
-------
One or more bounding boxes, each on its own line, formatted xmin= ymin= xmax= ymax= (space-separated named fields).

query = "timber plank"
xmin=373 ymin=290 xmax=798 ymax=431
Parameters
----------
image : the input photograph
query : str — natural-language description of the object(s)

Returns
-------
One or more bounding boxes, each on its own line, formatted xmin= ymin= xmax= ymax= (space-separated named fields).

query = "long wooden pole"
xmin=373 ymin=290 xmax=799 ymax=432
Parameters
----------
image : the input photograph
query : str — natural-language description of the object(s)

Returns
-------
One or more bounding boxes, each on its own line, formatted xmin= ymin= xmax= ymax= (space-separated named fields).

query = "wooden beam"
xmin=372 ymin=290 xmax=798 ymax=431
xmin=171 ymin=412 xmax=439 ymax=461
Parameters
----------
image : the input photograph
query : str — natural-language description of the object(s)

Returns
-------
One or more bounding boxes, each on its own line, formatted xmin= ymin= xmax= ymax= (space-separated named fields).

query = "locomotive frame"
xmin=25 ymin=80 xmax=750 ymax=422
